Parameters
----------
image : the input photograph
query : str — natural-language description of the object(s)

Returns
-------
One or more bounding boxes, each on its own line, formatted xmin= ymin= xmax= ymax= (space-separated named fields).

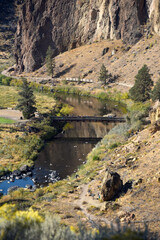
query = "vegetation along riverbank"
xmin=0 ymin=72 xmax=157 ymax=239
xmin=1 ymin=0 xmax=160 ymax=238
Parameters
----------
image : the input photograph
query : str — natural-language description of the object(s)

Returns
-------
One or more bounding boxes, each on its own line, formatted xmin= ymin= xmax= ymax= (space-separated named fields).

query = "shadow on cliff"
xmin=55 ymin=64 xmax=76 ymax=78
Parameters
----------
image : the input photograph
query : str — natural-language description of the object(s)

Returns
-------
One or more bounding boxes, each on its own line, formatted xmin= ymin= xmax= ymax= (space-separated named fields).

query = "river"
xmin=0 ymin=94 xmax=125 ymax=194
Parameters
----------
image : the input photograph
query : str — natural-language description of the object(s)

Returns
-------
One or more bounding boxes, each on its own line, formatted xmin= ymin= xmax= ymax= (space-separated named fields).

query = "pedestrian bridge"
xmin=51 ymin=116 xmax=125 ymax=122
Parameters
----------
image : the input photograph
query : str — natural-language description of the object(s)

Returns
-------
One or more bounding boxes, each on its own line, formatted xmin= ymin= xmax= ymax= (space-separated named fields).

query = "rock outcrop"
xmin=14 ymin=0 xmax=160 ymax=72
xmin=101 ymin=170 xmax=123 ymax=201
xmin=149 ymin=100 xmax=160 ymax=123
xmin=149 ymin=100 xmax=160 ymax=133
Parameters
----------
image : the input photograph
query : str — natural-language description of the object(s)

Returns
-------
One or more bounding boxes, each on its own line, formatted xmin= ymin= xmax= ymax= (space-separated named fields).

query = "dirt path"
xmin=2 ymin=69 xmax=133 ymax=90
xmin=0 ymin=109 xmax=23 ymax=121
xmin=117 ymin=83 xmax=133 ymax=88
xmin=76 ymin=178 xmax=117 ymax=227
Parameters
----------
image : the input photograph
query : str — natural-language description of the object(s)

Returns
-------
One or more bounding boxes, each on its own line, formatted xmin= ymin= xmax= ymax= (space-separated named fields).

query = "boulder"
xmin=25 ymin=184 xmax=32 ymax=189
xmin=149 ymin=119 xmax=160 ymax=134
xmin=101 ymin=47 xmax=109 ymax=56
xmin=12 ymin=170 xmax=21 ymax=177
xmin=19 ymin=165 xmax=29 ymax=173
xmin=101 ymin=171 xmax=123 ymax=201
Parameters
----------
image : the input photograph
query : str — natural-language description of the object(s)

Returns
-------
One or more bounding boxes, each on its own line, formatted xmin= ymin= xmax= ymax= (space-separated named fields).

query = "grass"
xmin=0 ymin=86 xmax=18 ymax=108
xmin=0 ymin=85 xmax=56 ymax=113
xmin=0 ymin=85 xmax=60 ymax=174
xmin=0 ymin=117 xmax=15 ymax=124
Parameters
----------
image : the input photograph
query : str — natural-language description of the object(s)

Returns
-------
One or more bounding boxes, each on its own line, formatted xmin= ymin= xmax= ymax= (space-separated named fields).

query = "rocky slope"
xmin=15 ymin=0 xmax=160 ymax=73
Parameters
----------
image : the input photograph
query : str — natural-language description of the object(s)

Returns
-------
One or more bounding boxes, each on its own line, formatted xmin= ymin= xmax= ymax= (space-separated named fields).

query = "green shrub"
xmin=0 ymin=74 xmax=4 ymax=85
xmin=109 ymin=142 xmax=120 ymax=149
xmin=10 ymin=79 xmax=23 ymax=87
xmin=93 ymin=155 xmax=100 ymax=161
xmin=2 ymin=77 xmax=12 ymax=86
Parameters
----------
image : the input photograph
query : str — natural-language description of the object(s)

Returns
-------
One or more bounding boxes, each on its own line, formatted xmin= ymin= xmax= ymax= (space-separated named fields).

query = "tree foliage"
xmin=151 ymin=79 xmax=160 ymax=102
xmin=16 ymin=78 xmax=37 ymax=119
xmin=99 ymin=64 xmax=111 ymax=85
xmin=129 ymin=64 xmax=153 ymax=102
xmin=45 ymin=46 xmax=55 ymax=78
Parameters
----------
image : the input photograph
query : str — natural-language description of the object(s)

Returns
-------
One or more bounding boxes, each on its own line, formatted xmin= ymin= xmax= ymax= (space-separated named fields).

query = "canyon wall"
xmin=14 ymin=0 xmax=160 ymax=72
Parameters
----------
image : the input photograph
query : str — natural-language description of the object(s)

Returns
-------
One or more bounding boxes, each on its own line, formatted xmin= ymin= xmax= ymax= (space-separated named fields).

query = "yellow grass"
xmin=0 ymin=86 xmax=56 ymax=113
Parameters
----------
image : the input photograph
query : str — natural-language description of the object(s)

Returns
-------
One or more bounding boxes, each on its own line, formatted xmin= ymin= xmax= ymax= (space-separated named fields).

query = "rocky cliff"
xmin=14 ymin=0 xmax=160 ymax=72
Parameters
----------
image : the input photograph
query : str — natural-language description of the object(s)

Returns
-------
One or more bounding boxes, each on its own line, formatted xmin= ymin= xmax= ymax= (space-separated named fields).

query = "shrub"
xmin=2 ymin=77 xmax=12 ymax=86
xmin=10 ymin=79 xmax=23 ymax=87
xmin=93 ymin=155 xmax=100 ymax=161
xmin=36 ymin=189 xmax=44 ymax=198
xmin=0 ymin=74 xmax=4 ymax=85
xmin=108 ymin=142 xmax=120 ymax=149
xmin=0 ymin=211 xmax=150 ymax=240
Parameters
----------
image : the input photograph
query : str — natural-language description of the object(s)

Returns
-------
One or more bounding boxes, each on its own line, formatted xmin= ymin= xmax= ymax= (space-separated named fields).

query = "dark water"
xmin=34 ymin=94 xmax=124 ymax=182
xmin=0 ymin=94 xmax=125 ymax=193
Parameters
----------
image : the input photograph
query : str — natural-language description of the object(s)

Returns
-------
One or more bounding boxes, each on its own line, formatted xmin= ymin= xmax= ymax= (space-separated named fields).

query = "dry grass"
xmin=24 ymin=34 xmax=160 ymax=94
xmin=0 ymin=86 xmax=56 ymax=113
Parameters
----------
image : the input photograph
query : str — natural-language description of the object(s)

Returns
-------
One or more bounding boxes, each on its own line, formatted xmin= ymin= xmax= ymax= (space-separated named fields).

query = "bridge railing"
xmin=51 ymin=116 xmax=125 ymax=122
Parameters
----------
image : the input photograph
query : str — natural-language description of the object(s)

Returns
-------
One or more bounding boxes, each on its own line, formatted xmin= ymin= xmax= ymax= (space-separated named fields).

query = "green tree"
xmin=45 ymin=46 xmax=55 ymax=78
xmin=98 ymin=64 xmax=111 ymax=85
xmin=151 ymin=79 xmax=160 ymax=102
xmin=129 ymin=64 xmax=153 ymax=102
xmin=16 ymin=78 xmax=37 ymax=119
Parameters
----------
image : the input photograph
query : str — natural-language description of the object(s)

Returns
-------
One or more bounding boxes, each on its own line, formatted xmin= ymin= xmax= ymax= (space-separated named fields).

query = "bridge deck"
xmin=51 ymin=116 xmax=125 ymax=122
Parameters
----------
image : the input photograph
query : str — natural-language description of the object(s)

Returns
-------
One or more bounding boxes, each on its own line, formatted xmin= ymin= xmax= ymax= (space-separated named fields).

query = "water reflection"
xmin=0 ymin=94 xmax=125 ymax=193
xmin=34 ymin=138 xmax=98 ymax=180
xmin=35 ymin=94 xmax=124 ymax=182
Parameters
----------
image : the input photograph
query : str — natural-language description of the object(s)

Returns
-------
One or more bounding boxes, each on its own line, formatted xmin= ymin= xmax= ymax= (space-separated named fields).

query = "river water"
xmin=33 ymin=94 xmax=124 ymax=184
xmin=0 ymin=94 xmax=125 ymax=193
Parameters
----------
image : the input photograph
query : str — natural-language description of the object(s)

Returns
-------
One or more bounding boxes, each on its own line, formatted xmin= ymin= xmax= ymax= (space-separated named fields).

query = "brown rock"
xmin=149 ymin=120 xmax=160 ymax=134
xmin=14 ymin=0 xmax=156 ymax=73
xmin=101 ymin=171 xmax=123 ymax=201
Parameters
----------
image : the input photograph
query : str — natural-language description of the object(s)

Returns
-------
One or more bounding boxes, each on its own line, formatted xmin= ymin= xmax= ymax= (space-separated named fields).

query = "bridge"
xmin=54 ymin=137 xmax=102 ymax=143
xmin=51 ymin=116 xmax=125 ymax=122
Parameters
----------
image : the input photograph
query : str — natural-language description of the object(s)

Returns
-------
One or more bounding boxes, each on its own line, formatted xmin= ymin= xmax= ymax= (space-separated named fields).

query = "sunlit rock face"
xmin=14 ymin=0 xmax=159 ymax=72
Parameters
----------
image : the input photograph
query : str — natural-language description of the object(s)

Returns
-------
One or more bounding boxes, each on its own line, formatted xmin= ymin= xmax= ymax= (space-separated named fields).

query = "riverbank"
xmin=0 ymin=80 xmax=150 ymax=185
xmin=1 ymin=77 xmax=159 ymax=237
xmin=1 ymin=119 xmax=159 ymax=236
xmin=0 ymin=84 xmax=76 ymax=176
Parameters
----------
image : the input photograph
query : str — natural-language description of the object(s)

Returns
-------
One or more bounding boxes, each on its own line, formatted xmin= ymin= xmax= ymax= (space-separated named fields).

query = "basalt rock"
xmin=14 ymin=0 xmax=160 ymax=73
xmin=101 ymin=171 xmax=123 ymax=201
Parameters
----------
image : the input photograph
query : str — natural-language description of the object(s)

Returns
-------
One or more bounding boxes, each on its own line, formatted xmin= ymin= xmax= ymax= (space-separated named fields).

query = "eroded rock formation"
xmin=101 ymin=170 xmax=123 ymax=201
xmin=14 ymin=0 xmax=160 ymax=72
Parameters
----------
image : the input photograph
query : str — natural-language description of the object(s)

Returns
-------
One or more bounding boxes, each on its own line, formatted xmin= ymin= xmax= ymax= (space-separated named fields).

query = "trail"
xmin=117 ymin=82 xmax=133 ymax=88
xmin=76 ymin=175 xmax=117 ymax=228
xmin=2 ymin=69 xmax=133 ymax=88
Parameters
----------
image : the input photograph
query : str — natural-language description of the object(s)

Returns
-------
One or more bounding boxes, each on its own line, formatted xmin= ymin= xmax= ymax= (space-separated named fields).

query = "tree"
xmin=98 ymin=64 xmax=111 ymax=85
xmin=129 ymin=64 xmax=153 ymax=102
xmin=151 ymin=79 xmax=160 ymax=102
xmin=16 ymin=78 xmax=37 ymax=119
xmin=45 ymin=46 xmax=55 ymax=78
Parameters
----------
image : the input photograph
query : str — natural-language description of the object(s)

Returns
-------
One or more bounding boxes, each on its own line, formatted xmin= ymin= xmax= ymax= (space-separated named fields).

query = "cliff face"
xmin=0 ymin=0 xmax=17 ymax=53
xmin=15 ymin=0 xmax=160 ymax=72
